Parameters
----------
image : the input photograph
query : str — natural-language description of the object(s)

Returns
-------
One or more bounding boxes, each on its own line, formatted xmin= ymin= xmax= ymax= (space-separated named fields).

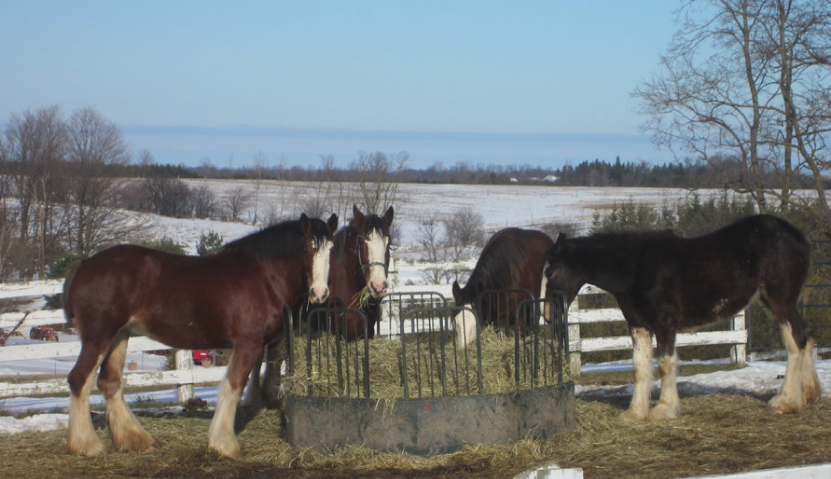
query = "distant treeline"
xmin=185 ymin=155 xmax=818 ymax=189
xmin=0 ymin=154 xmax=817 ymax=190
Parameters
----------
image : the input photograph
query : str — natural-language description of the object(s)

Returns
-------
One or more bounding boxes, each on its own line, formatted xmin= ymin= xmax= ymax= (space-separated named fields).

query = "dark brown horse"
xmin=452 ymin=227 xmax=553 ymax=348
xmin=246 ymin=205 xmax=394 ymax=404
xmin=64 ymin=213 xmax=338 ymax=459
xmin=544 ymin=214 xmax=820 ymax=421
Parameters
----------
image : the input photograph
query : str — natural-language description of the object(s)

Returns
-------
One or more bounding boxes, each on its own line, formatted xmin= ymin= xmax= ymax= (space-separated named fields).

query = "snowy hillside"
xmin=148 ymin=181 xmax=728 ymax=256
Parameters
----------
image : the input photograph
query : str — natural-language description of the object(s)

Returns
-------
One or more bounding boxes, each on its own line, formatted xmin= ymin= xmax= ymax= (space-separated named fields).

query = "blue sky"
xmin=1 ymin=1 xmax=679 ymax=169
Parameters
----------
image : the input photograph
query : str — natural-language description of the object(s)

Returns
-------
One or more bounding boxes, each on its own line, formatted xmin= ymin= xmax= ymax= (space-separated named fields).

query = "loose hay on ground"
xmin=2 ymin=395 xmax=830 ymax=479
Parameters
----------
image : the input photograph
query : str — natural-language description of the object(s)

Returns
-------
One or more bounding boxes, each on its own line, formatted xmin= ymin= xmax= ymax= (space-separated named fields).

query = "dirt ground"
xmin=1 ymin=391 xmax=831 ymax=479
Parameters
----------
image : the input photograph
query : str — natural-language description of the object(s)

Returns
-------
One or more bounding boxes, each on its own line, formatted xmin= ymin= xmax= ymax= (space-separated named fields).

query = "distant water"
xmin=122 ymin=126 xmax=667 ymax=170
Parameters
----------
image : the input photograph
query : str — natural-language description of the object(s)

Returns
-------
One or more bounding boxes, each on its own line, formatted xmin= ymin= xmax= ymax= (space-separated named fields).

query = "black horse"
xmin=544 ymin=214 xmax=820 ymax=422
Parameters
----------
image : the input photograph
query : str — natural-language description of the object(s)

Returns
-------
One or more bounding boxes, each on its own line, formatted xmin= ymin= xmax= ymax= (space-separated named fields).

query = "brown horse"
xmin=326 ymin=204 xmax=395 ymax=335
xmin=544 ymin=214 xmax=820 ymax=422
xmin=246 ymin=205 xmax=394 ymax=404
xmin=452 ymin=227 xmax=553 ymax=348
xmin=64 ymin=213 xmax=338 ymax=459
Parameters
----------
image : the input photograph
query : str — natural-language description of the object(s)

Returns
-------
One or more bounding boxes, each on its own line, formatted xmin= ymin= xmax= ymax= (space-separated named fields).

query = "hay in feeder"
xmin=283 ymin=326 xmax=568 ymax=400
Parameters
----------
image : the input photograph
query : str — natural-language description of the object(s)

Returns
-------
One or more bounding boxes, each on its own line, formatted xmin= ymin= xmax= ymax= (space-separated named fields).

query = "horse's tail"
xmin=62 ymin=260 xmax=82 ymax=327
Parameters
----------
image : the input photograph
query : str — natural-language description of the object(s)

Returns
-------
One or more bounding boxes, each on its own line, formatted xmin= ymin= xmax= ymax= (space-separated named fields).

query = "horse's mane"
xmin=332 ymin=225 xmax=355 ymax=263
xmin=467 ymin=230 xmax=528 ymax=292
xmin=222 ymin=218 xmax=326 ymax=260
xmin=361 ymin=214 xmax=390 ymax=237
xmin=584 ymin=229 xmax=677 ymax=246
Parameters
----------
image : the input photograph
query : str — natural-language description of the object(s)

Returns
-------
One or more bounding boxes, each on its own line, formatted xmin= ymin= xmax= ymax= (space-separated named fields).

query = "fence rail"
xmin=566 ymin=288 xmax=747 ymax=376
xmin=0 ymin=281 xmax=751 ymax=402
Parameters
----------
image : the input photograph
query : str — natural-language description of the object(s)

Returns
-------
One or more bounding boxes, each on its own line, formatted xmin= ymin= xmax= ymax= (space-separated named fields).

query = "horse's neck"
xmin=265 ymin=256 xmax=308 ymax=301
xmin=571 ymin=239 xmax=638 ymax=294
xmin=329 ymin=234 xmax=363 ymax=303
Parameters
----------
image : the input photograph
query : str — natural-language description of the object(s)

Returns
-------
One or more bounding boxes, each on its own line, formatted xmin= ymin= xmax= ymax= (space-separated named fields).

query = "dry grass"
xmin=2 ymin=393 xmax=830 ymax=479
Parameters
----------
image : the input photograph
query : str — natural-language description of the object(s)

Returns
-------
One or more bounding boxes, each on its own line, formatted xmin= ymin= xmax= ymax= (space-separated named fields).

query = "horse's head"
xmin=543 ymin=232 xmax=583 ymax=311
xmin=351 ymin=205 xmax=394 ymax=299
xmin=451 ymin=279 xmax=483 ymax=349
xmin=301 ymin=212 xmax=339 ymax=304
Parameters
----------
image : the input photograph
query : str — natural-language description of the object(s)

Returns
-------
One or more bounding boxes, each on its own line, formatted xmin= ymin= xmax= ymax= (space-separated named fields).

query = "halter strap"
xmin=357 ymin=233 xmax=388 ymax=272
xmin=360 ymin=261 xmax=387 ymax=271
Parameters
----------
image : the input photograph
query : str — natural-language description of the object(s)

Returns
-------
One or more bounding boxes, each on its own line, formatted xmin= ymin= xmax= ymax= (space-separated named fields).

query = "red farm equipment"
xmin=30 ymin=325 xmax=59 ymax=341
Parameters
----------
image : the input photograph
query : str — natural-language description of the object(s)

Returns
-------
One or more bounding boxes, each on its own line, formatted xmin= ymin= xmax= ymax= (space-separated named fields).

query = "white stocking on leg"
xmin=649 ymin=351 xmax=680 ymax=420
xmin=621 ymin=327 xmax=653 ymax=423
xmin=770 ymin=323 xmax=805 ymax=413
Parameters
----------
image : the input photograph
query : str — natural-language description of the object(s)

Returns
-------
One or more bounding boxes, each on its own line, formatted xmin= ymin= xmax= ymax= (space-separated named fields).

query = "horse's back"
xmin=671 ymin=215 xmax=810 ymax=324
xmin=699 ymin=214 xmax=809 ymax=277
xmin=66 ymin=244 xmax=273 ymax=346
xmin=475 ymin=227 xmax=553 ymax=293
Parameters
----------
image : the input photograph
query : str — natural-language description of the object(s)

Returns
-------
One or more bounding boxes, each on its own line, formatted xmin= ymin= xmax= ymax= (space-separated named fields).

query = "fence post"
xmin=568 ymin=321 xmax=582 ymax=378
xmin=730 ymin=311 xmax=747 ymax=367
xmin=175 ymin=350 xmax=194 ymax=402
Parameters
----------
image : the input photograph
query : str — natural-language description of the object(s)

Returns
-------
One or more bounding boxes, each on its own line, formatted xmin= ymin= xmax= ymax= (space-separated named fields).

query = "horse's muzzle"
xmin=309 ymin=286 xmax=329 ymax=304
xmin=369 ymin=280 xmax=388 ymax=298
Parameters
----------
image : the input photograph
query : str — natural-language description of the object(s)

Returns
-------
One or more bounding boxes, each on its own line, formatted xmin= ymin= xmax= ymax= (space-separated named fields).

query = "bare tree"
xmin=0 ymin=176 xmax=20 ymax=279
xmin=416 ymin=218 xmax=451 ymax=284
xmin=143 ymin=177 xmax=193 ymax=217
xmin=137 ymin=149 xmax=155 ymax=167
xmin=633 ymin=0 xmax=831 ymax=217
xmin=414 ymin=208 xmax=484 ymax=285
xmin=4 ymin=106 xmax=66 ymax=240
xmin=197 ymin=157 xmax=217 ymax=178
xmin=443 ymin=206 xmax=485 ymax=250
xmin=191 ymin=185 xmax=218 ymax=219
xmin=3 ymin=106 xmax=67 ymax=277
xmin=224 ymin=186 xmax=253 ymax=221
xmin=64 ymin=107 xmax=134 ymax=255
xmin=350 ymin=151 xmax=408 ymax=214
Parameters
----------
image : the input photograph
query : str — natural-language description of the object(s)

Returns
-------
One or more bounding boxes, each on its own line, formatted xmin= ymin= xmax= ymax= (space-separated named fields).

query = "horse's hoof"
xmin=210 ymin=446 xmax=243 ymax=460
xmin=620 ymin=409 xmax=647 ymax=424
xmin=208 ymin=439 xmax=243 ymax=460
xmin=68 ymin=437 xmax=107 ymax=457
xmin=648 ymin=403 xmax=680 ymax=421
xmin=769 ymin=395 xmax=803 ymax=414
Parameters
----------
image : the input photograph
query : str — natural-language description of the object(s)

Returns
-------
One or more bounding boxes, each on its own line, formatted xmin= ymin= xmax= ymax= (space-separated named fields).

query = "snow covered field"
xmin=151 ymin=181 xmax=729 ymax=255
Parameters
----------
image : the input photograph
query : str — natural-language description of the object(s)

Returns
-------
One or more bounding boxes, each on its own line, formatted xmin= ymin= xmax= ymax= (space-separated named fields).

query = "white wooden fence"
xmin=0 ymin=280 xmax=221 ymax=402
xmin=0 ymin=280 xmax=749 ymax=402
xmin=567 ymin=289 xmax=748 ymax=376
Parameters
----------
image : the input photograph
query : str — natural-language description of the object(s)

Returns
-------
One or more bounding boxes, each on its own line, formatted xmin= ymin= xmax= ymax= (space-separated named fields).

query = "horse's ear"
xmin=352 ymin=205 xmax=366 ymax=226
xmin=555 ymin=232 xmax=567 ymax=254
xmin=383 ymin=205 xmax=394 ymax=228
xmin=300 ymin=213 xmax=310 ymax=231
xmin=452 ymin=280 xmax=462 ymax=302
xmin=327 ymin=214 xmax=339 ymax=235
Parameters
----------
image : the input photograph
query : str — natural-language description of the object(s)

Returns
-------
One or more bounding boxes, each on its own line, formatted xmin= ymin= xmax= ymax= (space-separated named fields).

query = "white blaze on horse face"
xmin=309 ymin=238 xmax=333 ymax=303
xmin=365 ymin=229 xmax=389 ymax=297
xmin=453 ymin=307 xmax=478 ymax=350
xmin=541 ymin=261 xmax=551 ymax=322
